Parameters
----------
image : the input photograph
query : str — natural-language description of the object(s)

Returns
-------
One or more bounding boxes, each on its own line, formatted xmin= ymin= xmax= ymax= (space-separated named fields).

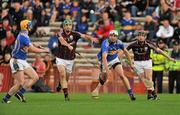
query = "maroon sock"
xmin=63 ymin=88 xmax=68 ymax=98
xmin=152 ymin=90 xmax=157 ymax=96
xmin=147 ymin=90 xmax=152 ymax=95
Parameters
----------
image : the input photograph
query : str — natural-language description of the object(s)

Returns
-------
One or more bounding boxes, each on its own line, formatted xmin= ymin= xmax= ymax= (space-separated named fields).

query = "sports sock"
xmin=62 ymin=88 xmax=68 ymax=98
xmin=147 ymin=90 xmax=152 ymax=95
xmin=3 ymin=93 xmax=11 ymax=101
xmin=152 ymin=90 xmax=157 ymax=96
xmin=17 ymin=88 xmax=26 ymax=96
xmin=128 ymin=89 xmax=133 ymax=95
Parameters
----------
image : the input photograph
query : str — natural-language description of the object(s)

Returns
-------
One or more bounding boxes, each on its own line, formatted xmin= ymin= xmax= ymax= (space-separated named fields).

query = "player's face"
xmin=109 ymin=34 xmax=118 ymax=42
xmin=63 ymin=23 xmax=73 ymax=33
xmin=138 ymin=35 xmax=146 ymax=42
xmin=137 ymin=33 xmax=146 ymax=42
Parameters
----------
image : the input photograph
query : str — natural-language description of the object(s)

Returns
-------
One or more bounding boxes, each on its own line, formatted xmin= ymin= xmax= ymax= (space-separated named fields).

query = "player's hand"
xmin=68 ymin=45 xmax=73 ymax=51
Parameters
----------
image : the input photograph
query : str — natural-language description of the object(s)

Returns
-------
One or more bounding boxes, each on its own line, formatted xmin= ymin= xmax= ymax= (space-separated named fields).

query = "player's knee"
xmin=33 ymin=75 xmax=39 ymax=82
xmin=17 ymin=79 xmax=25 ymax=87
xmin=59 ymin=70 xmax=66 ymax=77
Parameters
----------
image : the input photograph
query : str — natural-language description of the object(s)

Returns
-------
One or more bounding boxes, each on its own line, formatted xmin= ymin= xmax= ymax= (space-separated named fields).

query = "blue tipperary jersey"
xmin=97 ymin=39 xmax=124 ymax=62
xmin=12 ymin=30 xmax=31 ymax=60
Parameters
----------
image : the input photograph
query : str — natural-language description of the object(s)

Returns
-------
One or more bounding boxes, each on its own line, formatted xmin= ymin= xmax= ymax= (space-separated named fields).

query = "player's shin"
xmin=141 ymin=77 xmax=158 ymax=100
xmin=15 ymin=77 xmax=38 ymax=102
xmin=2 ymin=84 xmax=21 ymax=103
xmin=91 ymin=73 xmax=107 ymax=98
xmin=61 ymin=78 xmax=69 ymax=101
xmin=120 ymin=76 xmax=136 ymax=101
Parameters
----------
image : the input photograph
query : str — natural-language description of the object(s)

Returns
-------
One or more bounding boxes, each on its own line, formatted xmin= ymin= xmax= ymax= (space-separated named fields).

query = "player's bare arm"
xmin=79 ymin=33 xmax=99 ymax=43
xmin=148 ymin=42 xmax=176 ymax=62
xmin=28 ymin=44 xmax=49 ymax=53
xmin=102 ymin=52 xmax=111 ymax=78
xmin=58 ymin=36 xmax=73 ymax=51
xmin=156 ymin=48 xmax=176 ymax=62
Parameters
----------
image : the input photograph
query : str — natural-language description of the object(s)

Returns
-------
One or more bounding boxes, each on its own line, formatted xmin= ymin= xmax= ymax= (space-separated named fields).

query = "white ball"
xmin=90 ymin=10 xmax=94 ymax=14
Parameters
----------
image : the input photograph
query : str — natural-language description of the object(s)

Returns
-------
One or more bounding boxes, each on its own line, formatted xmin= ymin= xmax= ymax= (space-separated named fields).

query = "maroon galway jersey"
xmin=55 ymin=31 xmax=81 ymax=60
xmin=127 ymin=40 xmax=157 ymax=61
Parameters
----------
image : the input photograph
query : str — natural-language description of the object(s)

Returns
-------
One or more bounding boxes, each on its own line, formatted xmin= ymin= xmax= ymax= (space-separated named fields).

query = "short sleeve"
xmin=73 ymin=31 xmax=81 ymax=41
xmin=126 ymin=43 xmax=133 ymax=50
xmin=101 ymin=40 xmax=108 ymax=54
xmin=119 ymin=43 xmax=124 ymax=50
xmin=22 ymin=36 xmax=31 ymax=47
xmin=117 ymin=40 xmax=124 ymax=50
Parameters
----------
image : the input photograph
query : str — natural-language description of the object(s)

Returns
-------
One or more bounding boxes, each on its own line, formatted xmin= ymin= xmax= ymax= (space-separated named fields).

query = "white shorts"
xmin=56 ymin=57 xmax=74 ymax=73
xmin=134 ymin=60 xmax=152 ymax=74
xmin=10 ymin=58 xmax=31 ymax=73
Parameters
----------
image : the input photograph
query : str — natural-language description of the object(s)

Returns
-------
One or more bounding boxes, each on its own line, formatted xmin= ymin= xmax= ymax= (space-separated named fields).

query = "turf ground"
xmin=0 ymin=93 xmax=180 ymax=115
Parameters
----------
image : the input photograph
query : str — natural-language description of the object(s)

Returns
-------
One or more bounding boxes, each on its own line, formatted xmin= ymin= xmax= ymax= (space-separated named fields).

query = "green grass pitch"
xmin=0 ymin=93 xmax=180 ymax=115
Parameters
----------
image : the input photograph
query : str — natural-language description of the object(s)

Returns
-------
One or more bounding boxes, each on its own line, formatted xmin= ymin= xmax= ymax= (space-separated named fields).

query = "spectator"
xmin=151 ymin=11 xmax=159 ymax=25
xmin=171 ymin=10 xmax=180 ymax=26
xmin=120 ymin=11 xmax=136 ymax=42
xmin=1 ymin=9 xmax=10 ymax=21
xmin=172 ymin=20 xmax=180 ymax=44
xmin=155 ymin=2 xmax=173 ymax=23
xmin=120 ymin=0 xmax=134 ymax=11
xmin=36 ymin=9 xmax=50 ymax=37
xmin=2 ymin=19 xmax=11 ymax=31
xmin=43 ymin=1 xmax=52 ymax=17
xmin=32 ymin=55 xmax=46 ymax=92
xmin=32 ymin=54 xmax=51 ymax=92
xmin=25 ymin=9 xmax=38 ymax=35
xmin=38 ymin=9 xmax=50 ymax=27
xmin=0 ymin=39 xmax=12 ymax=64
xmin=168 ymin=19 xmax=180 ymax=48
xmin=144 ymin=15 xmax=157 ymax=41
xmin=32 ymin=0 xmax=43 ymax=21
xmin=155 ymin=0 xmax=165 ymax=18
xmin=80 ymin=0 xmax=97 ymax=23
xmin=156 ymin=19 xmax=174 ymax=46
xmin=0 ymin=20 xmax=6 ymax=40
xmin=32 ymin=54 xmax=46 ymax=79
xmin=151 ymin=39 xmax=168 ymax=93
xmin=71 ymin=0 xmax=81 ymax=22
xmin=43 ymin=54 xmax=53 ymax=87
xmin=131 ymin=0 xmax=148 ymax=17
xmin=94 ymin=0 xmax=107 ymax=20
xmin=146 ymin=0 xmax=159 ymax=15
xmin=9 ymin=2 xmax=24 ymax=31
xmin=5 ymin=30 xmax=15 ymax=47
xmin=50 ymin=0 xmax=64 ymax=22
xmin=21 ymin=0 xmax=30 ymax=14
xmin=105 ymin=0 xmax=123 ymax=21
xmin=62 ymin=0 xmax=72 ymax=20
xmin=11 ymin=23 xmax=19 ymax=38
xmin=95 ymin=12 xmax=114 ymax=41
xmin=76 ymin=15 xmax=88 ymax=34
xmin=165 ymin=41 xmax=180 ymax=94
